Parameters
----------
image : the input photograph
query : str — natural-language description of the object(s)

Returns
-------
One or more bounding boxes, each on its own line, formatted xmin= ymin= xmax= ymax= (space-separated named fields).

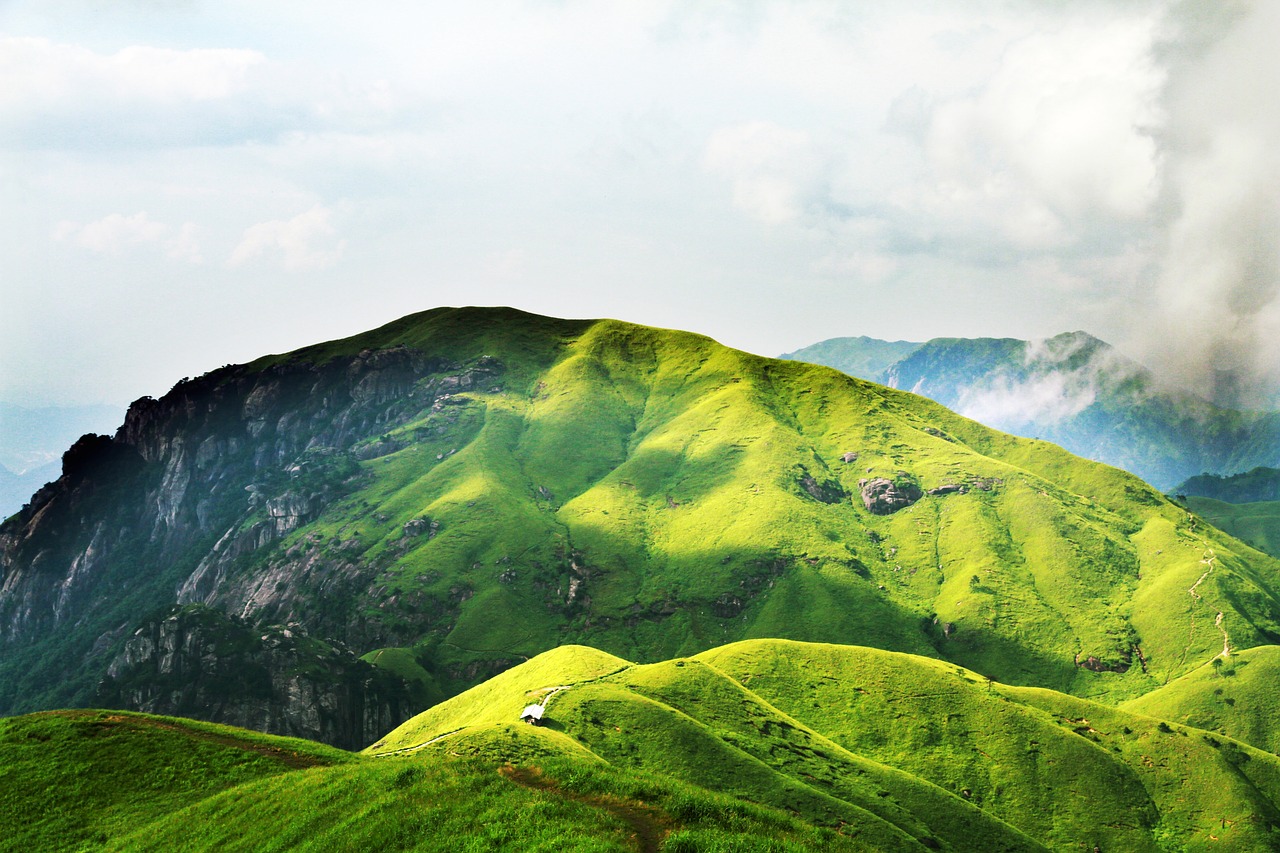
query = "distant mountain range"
xmin=0 ymin=402 xmax=124 ymax=519
xmin=781 ymin=331 xmax=1280 ymax=491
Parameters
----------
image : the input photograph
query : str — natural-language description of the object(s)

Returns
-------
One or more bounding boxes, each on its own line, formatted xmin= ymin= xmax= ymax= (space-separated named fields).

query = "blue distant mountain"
xmin=782 ymin=331 xmax=1280 ymax=491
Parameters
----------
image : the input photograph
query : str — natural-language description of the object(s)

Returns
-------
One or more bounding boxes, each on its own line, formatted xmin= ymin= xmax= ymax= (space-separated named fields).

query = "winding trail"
xmin=500 ymin=765 xmax=671 ymax=853
xmin=1175 ymin=548 xmax=1230 ymax=676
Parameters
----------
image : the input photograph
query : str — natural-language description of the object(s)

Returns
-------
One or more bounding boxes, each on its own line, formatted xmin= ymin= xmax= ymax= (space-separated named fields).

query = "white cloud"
xmin=228 ymin=206 xmax=345 ymax=271
xmin=52 ymin=212 xmax=203 ymax=261
xmin=0 ymin=36 xmax=403 ymax=149
xmin=703 ymin=121 xmax=827 ymax=225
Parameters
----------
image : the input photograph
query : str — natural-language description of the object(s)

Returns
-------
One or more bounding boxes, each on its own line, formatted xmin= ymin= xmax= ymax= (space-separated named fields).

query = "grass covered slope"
xmin=0 ymin=710 xmax=350 ymax=852
xmin=1124 ymin=644 xmax=1280 ymax=754
xmin=372 ymin=640 xmax=1280 ymax=851
xmin=0 ymin=706 xmax=866 ymax=853
xmin=234 ymin=309 xmax=1280 ymax=703
xmin=1185 ymin=495 xmax=1280 ymax=559
xmin=9 ymin=306 xmax=1280 ymax=723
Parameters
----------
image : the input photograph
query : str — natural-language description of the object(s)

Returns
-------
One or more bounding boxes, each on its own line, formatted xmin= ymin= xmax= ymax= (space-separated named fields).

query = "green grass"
xmin=1123 ymin=644 xmax=1280 ymax=754
xmin=1186 ymin=495 xmax=1280 ymax=558
xmin=10 ymin=307 xmax=1280 ymax=739
xmin=369 ymin=638 xmax=1280 ymax=851
xmin=0 ymin=710 xmax=351 ymax=852
xmin=13 ymin=638 xmax=1280 ymax=850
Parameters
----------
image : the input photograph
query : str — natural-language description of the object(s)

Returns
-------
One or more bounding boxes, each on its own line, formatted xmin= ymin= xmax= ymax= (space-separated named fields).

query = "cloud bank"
xmin=2 ymin=1 xmax=1278 ymax=409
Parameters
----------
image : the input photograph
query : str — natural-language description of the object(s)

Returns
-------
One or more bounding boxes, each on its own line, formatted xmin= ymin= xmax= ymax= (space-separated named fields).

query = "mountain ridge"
xmin=781 ymin=331 xmax=1280 ymax=490
xmin=4 ymin=307 xmax=1280 ymax=748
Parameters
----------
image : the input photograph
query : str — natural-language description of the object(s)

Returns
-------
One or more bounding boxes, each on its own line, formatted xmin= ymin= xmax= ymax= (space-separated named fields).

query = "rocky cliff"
xmin=98 ymin=605 xmax=409 ymax=750
xmin=0 ymin=332 xmax=508 ymax=745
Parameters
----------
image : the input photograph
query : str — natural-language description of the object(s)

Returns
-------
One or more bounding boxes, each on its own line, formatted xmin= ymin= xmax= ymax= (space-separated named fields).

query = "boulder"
xmin=859 ymin=476 xmax=923 ymax=515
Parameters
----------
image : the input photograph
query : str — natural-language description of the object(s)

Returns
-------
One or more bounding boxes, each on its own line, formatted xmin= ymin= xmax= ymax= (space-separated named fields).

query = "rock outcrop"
xmin=859 ymin=476 xmax=923 ymax=515
xmin=99 ymin=605 xmax=411 ymax=750
xmin=0 ymin=342 xmax=506 ymax=741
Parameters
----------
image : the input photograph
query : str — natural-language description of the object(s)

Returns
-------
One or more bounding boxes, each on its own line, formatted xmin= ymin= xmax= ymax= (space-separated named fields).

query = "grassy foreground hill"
xmin=5 ymin=308 xmax=1280 ymax=741
xmin=13 ymin=639 xmax=1280 ymax=851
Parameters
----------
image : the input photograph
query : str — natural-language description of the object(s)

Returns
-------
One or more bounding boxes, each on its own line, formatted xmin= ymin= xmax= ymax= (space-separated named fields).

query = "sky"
xmin=3 ymin=0 xmax=1279 ymax=410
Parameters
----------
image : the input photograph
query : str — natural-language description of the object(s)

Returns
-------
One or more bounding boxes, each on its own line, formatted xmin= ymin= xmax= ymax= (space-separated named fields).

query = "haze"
xmin=3 ymin=0 xmax=1278 ymax=409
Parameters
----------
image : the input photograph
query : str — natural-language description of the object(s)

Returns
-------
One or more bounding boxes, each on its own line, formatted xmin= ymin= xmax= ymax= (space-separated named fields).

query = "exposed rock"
xmin=99 ymin=605 xmax=413 ymax=750
xmin=927 ymin=483 xmax=966 ymax=497
xmin=1074 ymin=650 xmax=1132 ymax=674
xmin=859 ymin=476 xmax=923 ymax=515
xmin=799 ymin=471 xmax=848 ymax=504
xmin=841 ymin=452 xmax=859 ymax=463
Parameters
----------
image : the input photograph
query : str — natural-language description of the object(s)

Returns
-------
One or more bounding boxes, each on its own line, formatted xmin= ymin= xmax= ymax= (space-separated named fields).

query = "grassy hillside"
xmin=273 ymin=311 xmax=1280 ymax=701
xmin=0 ymin=704 xmax=865 ymax=852
xmin=10 ymin=638 xmax=1280 ymax=851
xmin=8 ymin=307 xmax=1280 ymax=728
xmin=1123 ymin=644 xmax=1280 ymax=754
xmin=372 ymin=640 xmax=1280 ymax=852
xmin=1185 ymin=495 xmax=1280 ymax=558
xmin=0 ymin=710 xmax=350 ymax=852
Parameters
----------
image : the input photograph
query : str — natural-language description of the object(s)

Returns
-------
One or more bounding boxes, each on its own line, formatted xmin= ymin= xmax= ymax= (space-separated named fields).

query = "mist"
xmin=1138 ymin=0 xmax=1280 ymax=408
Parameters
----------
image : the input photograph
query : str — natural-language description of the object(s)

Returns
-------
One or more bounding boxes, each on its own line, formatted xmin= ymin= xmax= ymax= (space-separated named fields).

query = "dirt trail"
xmin=500 ymin=765 xmax=671 ymax=853
xmin=1175 ymin=548 xmax=1230 ymax=675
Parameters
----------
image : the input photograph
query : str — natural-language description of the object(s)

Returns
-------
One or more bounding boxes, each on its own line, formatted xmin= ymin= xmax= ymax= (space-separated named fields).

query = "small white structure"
xmin=520 ymin=704 xmax=544 ymax=725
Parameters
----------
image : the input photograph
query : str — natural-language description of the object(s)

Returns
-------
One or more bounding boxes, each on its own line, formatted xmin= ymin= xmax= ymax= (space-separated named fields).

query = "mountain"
xmin=781 ymin=331 xmax=1280 ymax=490
xmin=1170 ymin=469 xmax=1280 ymax=560
xmin=1177 ymin=467 xmax=1280 ymax=503
xmin=0 ymin=402 xmax=124 ymax=518
xmin=16 ymin=640 xmax=1280 ymax=851
xmin=5 ymin=307 xmax=1280 ymax=750
xmin=778 ymin=336 xmax=922 ymax=382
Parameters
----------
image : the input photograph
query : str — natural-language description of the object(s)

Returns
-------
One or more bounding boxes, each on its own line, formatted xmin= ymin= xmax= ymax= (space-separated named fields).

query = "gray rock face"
xmin=0 ymin=344 xmax=507 ymax=738
xmin=859 ymin=477 xmax=923 ymax=515
xmin=100 ymin=605 xmax=410 ymax=750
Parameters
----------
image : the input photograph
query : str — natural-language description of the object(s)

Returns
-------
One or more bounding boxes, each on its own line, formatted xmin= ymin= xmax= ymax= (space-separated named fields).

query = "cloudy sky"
xmin=3 ymin=0 xmax=1278 ymax=409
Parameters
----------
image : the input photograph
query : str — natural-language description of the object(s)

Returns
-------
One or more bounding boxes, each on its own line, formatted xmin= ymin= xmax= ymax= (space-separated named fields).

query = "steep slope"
xmin=4 ymin=307 xmax=1280 ymax=743
xmin=783 ymin=331 xmax=1280 ymax=490
xmin=374 ymin=640 xmax=1280 ymax=852
xmin=0 ymin=709 xmax=350 ymax=852
xmin=1124 ymin=644 xmax=1280 ymax=754
xmin=1184 ymin=496 xmax=1280 ymax=559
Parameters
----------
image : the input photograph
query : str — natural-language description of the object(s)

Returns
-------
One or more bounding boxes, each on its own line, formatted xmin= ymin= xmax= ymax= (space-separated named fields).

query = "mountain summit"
xmin=3 ymin=307 xmax=1279 ymax=746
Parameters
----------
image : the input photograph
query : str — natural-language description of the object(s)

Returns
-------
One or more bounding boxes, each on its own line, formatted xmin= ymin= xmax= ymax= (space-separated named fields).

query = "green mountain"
xmin=17 ymin=639 xmax=1280 ymax=851
xmin=1182 ymin=496 xmax=1280 ymax=559
xmin=5 ymin=308 xmax=1280 ymax=750
xmin=1178 ymin=467 xmax=1280 ymax=504
xmin=782 ymin=331 xmax=1280 ymax=490
xmin=778 ymin=336 xmax=922 ymax=382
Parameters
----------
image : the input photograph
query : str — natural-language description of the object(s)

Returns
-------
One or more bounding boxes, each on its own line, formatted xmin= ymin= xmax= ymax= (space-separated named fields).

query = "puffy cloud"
xmin=53 ymin=212 xmax=203 ymax=262
xmin=228 ymin=206 xmax=345 ymax=271
xmin=0 ymin=36 xmax=402 ymax=149
xmin=1138 ymin=1 xmax=1280 ymax=406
